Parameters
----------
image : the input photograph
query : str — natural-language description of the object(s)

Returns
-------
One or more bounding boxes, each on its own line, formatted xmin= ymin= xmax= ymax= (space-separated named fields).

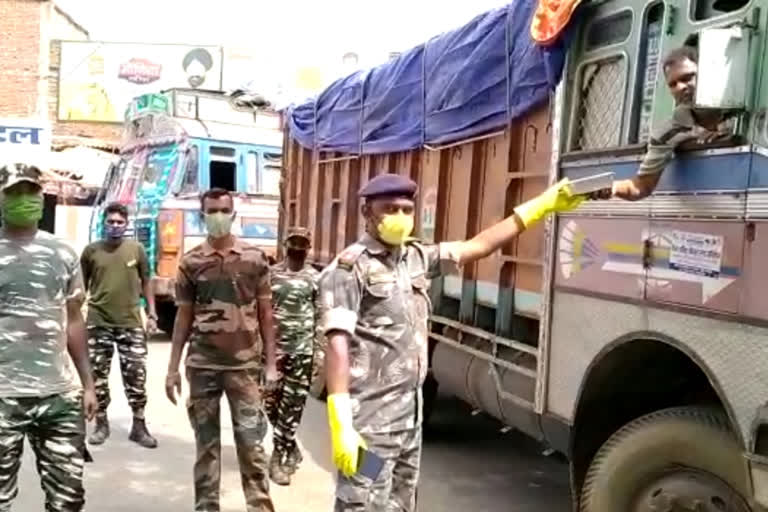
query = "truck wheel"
xmin=580 ymin=406 xmax=752 ymax=512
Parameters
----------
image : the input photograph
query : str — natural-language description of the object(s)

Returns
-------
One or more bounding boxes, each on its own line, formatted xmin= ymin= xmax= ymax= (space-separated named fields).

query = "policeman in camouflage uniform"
xmin=321 ymin=173 xmax=585 ymax=511
xmin=80 ymin=202 xmax=158 ymax=448
xmin=165 ymin=188 xmax=279 ymax=512
xmin=0 ymin=163 xmax=97 ymax=512
xmin=265 ymin=227 xmax=319 ymax=485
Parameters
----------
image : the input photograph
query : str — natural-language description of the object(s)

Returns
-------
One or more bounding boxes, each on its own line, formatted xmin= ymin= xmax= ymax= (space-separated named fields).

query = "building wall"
xmin=0 ymin=0 xmax=44 ymax=117
xmin=50 ymin=4 xmax=87 ymax=40
xmin=0 ymin=0 xmax=120 ymax=144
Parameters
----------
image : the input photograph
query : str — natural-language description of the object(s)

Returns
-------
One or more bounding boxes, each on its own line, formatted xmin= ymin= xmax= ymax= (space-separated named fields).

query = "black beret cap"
xmin=358 ymin=173 xmax=418 ymax=199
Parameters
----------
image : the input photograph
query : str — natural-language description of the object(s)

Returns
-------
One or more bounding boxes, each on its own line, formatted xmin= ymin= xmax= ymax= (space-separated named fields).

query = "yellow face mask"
xmin=377 ymin=211 xmax=414 ymax=246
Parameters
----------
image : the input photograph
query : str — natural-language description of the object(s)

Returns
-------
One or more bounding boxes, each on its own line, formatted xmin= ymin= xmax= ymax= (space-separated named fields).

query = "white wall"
xmin=55 ymin=204 xmax=93 ymax=255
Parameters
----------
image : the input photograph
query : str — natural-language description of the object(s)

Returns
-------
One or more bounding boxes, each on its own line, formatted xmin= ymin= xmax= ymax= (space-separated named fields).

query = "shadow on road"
xmin=420 ymin=393 xmax=572 ymax=512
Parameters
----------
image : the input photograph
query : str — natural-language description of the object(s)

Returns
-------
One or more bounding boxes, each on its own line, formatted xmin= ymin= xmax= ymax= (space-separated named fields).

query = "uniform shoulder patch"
xmin=337 ymin=244 xmax=366 ymax=270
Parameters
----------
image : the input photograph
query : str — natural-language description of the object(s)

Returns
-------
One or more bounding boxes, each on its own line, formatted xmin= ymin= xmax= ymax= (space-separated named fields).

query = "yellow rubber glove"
xmin=513 ymin=178 xmax=585 ymax=228
xmin=327 ymin=393 xmax=367 ymax=476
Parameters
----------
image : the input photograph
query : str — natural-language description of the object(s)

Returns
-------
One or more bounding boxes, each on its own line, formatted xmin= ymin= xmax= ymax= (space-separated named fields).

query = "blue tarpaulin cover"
xmin=286 ymin=0 xmax=574 ymax=154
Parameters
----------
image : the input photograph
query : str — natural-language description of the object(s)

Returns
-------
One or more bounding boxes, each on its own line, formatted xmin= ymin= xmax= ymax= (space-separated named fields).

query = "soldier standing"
xmin=165 ymin=188 xmax=279 ymax=512
xmin=80 ymin=202 xmax=158 ymax=448
xmin=320 ymin=173 xmax=585 ymax=511
xmin=265 ymin=227 xmax=319 ymax=486
xmin=0 ymin=163 xmax=97 ymax=511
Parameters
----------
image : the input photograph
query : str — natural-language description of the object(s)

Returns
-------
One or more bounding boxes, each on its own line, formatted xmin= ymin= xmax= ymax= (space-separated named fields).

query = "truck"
xmin=91 ymin=89 xmax=282 ymax=334
xmin=280 ymin=0 xmax=768 ymax=510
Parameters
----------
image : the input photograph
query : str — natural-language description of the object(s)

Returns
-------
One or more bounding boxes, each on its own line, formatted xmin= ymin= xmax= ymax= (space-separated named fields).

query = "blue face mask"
xmin=105 ymin=224 xmax=126 ymax=240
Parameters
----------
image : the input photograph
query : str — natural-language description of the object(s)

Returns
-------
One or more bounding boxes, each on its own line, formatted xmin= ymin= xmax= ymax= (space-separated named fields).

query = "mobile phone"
xmin=568 ymin=171 xmax=615 ymax=196
xmin=357 ymin=447 xmax=386 ymax=480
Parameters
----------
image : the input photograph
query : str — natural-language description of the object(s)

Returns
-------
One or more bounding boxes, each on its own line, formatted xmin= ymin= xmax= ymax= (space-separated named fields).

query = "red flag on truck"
xmin=531 ymin=0 xmax=583 ymax=46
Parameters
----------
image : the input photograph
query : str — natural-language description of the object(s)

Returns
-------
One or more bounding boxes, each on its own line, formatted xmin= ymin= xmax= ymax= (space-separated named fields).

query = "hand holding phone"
xmin=357 ymin=446 xmax=386 ymax=480
xmin=568 ymin=171 xmax=614 ymax=198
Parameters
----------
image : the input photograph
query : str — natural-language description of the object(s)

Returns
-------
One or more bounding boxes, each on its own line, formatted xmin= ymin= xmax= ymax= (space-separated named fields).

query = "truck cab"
xmin=549 ymin=0 xmax=768 ymax=509
xmin=91 ymin=90 xmax=282 ymax=333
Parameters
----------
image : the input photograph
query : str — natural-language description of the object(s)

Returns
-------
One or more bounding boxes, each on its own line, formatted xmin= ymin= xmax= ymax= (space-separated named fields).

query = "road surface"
xmin=13 ymin=339 xmax=570 ymax=511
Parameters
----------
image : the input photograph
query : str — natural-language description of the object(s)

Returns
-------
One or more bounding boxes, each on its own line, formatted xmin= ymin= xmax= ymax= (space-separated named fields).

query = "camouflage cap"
xmin=285 ymin=227 xmax=312 ymax=248
xmin=0 ymin=163 xmax=43 ymax=192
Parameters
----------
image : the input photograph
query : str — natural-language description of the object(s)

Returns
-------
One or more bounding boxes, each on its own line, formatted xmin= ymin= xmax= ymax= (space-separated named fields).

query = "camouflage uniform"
xmin=86 ymin=327 xmax=147 ymax=415
xmin=320 ymin=233 xmax=457 ymax=512
xmin=265 ymin=261 xmax=319 ymax=461
xmin=81 ymin=240 xmax=150 ymax=419
xmin=176 ymin=239 xmax=275 ymax=512
xmin=0 ymin=228 xmax=88 ymax=512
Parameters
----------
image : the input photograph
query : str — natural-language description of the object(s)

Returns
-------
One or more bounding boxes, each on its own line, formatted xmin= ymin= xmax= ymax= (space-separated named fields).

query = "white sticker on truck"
xmin=669 ymin=230 xmax=724 ymax=278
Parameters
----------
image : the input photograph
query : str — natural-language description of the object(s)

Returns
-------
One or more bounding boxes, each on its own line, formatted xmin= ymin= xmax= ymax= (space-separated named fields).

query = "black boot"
xmin=128 ymin=417 xmax=158 ymax=449
xmin=285 ymin=446 xmax=303 ymax=475
xmin=269 ymin=450 xmax=290 ymax=486
xmin=88 ymin=415 xmax=110 ymax=445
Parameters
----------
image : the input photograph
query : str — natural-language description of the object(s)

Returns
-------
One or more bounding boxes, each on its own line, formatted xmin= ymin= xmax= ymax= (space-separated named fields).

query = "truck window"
xmin=180 ymin=145 xmax=199 ymax=194
xmin=570 ymin=55 xmax=627 ymax=151
xmin=262 ymin=153 xmax=281 ymax=196
xmin=692 ymin=0 xmax=749 ymax=20
xmin=209 ymin=145 xmax=236 ymax=192
xmin=246 ymin=151 xmax=259 ymax=194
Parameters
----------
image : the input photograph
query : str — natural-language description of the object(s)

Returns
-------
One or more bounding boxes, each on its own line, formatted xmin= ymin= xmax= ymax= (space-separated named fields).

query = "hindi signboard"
xmin=0 ymin=119 xmax=51 ymax=169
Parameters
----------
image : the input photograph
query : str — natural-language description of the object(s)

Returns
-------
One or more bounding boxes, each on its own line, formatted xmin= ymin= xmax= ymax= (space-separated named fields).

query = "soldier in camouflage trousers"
xmin=0 ymin=163 xmax=98 ymax=512
xmin=265 ymin=227 xmax=319 ymax=486
xmin=81 ymin=202 xmax=157 ymax=449
xmin=165 ymin=188 xmax=279 ymax=512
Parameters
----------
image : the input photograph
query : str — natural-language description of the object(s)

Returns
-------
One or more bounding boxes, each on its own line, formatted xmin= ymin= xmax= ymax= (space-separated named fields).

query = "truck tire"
xmin=580 ymin=406 xmax=752 ymax=512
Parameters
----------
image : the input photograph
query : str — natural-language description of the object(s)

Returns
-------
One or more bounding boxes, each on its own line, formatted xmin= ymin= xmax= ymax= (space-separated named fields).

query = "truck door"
xmin=644 ymin=153 xmax=748 ymax=314
xmin=555 ymin=4 xmax=652 ymax=302
xmin=645 ymin=18 xmax=754 ymax=314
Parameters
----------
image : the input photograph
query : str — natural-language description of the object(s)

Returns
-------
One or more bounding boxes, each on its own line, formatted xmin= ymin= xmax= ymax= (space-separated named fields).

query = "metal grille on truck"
xmin=134 ymin=218 xmax=152 ymax=253
xmin=573 ymin=57 xmax=626 ymax=150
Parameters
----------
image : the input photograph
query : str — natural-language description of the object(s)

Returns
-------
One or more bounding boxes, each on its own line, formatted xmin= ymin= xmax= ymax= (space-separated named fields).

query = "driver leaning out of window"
xmin=608 ymin=46 xmax=734 ymax=201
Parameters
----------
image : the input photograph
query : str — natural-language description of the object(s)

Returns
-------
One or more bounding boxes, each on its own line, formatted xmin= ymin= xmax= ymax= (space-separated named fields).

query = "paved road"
xmin=13 ymin=339 xmax=570 ymax=511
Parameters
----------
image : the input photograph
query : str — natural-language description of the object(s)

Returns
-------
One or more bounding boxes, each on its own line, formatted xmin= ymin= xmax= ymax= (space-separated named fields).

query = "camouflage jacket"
xmin=176 ymin=239 xmax=272 ymax=370
xmin=319 ymin=234 xmax=458 ymax=434
xmin=0 ymin=230 xmax=83 ymax=397
xmin=270 ymin=261 xmax=319 ymax=354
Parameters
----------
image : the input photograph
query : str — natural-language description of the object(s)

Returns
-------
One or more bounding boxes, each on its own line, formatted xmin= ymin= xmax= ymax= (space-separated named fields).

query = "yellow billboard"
xmin=58 ymin=42 xmax=223 ymax=123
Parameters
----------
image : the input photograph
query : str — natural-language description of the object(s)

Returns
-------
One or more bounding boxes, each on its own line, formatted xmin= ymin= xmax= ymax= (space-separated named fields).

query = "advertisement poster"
xmin=58 ymin=42 xmax=222 ymax=123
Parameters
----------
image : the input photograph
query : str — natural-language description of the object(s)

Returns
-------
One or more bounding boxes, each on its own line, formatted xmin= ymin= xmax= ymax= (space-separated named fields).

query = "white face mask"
xmin=203 ymin=212 xmax=233 ymax=238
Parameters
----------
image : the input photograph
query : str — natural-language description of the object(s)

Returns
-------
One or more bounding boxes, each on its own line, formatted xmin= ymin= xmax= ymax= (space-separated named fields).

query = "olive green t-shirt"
xmin=81 ymin=240 xmax=149 ymax=328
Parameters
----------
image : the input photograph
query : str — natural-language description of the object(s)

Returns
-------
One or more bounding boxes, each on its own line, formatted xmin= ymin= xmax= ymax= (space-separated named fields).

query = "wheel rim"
xmin=633 ymin=468 xmax=751 ymax=512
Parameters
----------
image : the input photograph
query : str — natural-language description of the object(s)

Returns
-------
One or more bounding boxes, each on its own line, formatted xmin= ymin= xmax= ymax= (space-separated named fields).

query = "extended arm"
xmin=320 ymin=264 xmax=365 ymax=476
xmin=257 ymin=297 xmax=277 ymax=374
xmin=165 ymin=304 xmax=193 ymax=404
xmin=166 ymin=262 xmax=195 ymax=404
xmin=450 ymin=178 xmax=584 ymax=266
